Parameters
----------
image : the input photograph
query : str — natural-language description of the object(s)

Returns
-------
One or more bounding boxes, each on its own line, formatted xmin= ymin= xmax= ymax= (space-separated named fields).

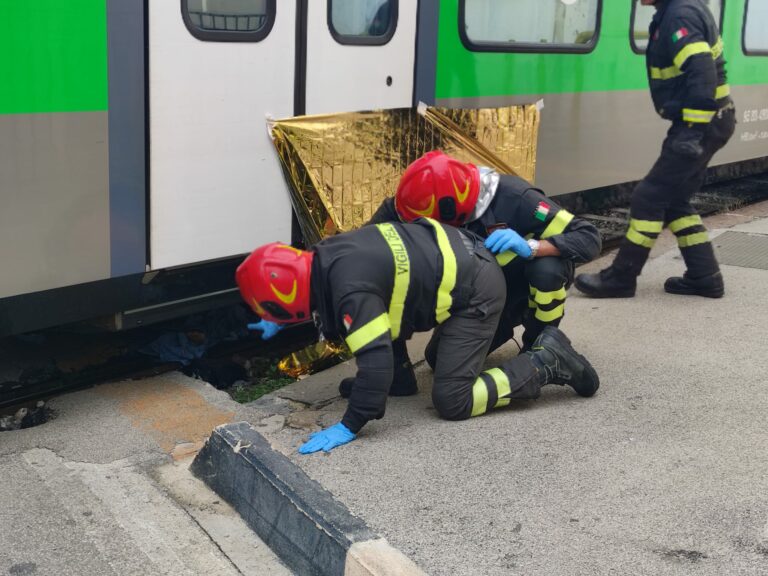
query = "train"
xmin=2 ymin=0 xmax=767 ymax=337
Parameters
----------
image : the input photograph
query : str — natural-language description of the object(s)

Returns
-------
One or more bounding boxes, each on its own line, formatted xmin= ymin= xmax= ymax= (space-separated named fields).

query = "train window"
xmin=744 ymin=0 xmax=768 ymax=55
xmin=631 ymin=0 xmax=723 ymax=54
xmin=182 ymin=0 xmax=275 ymax=42
xmin=460 ymin=0 xmax=602 ymax=53
xmin=329 ymin=0 xmax=398 ymax=46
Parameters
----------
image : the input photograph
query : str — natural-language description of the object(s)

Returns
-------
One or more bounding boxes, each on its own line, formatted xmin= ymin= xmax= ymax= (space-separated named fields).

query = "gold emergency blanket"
xmin=270 ymin=103 xmax=540 ymax=246
xmin=277 ymin=340 xmax=352 ymax=378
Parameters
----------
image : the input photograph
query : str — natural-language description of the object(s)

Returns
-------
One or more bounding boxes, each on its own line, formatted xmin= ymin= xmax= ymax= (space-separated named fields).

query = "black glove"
xmin=670 ymin=124 xmax=705 ymax=159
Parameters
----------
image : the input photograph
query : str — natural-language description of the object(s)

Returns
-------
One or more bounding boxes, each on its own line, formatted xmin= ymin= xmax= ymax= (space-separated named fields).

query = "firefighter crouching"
xmin=237 ymin=220 xmax=599 ymax=454
xmin=370 ymin=151 xmax=602 ymax=354
xmin=575 ymin=0 xmax=736 ymax=299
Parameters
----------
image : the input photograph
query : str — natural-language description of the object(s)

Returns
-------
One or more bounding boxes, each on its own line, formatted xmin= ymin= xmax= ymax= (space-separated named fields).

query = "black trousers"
xmin=424 ymin=250 xmax=543 ymax=421
xmin=489 ymin=257 xmax=574 ymax=352
xmin=614 ymin=106 xmax=736 ymax=277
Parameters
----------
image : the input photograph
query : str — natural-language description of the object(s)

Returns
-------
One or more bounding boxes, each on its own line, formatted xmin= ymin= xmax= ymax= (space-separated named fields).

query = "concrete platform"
xmin=199 ymin=200 xmax=768 ymax=576
xmin=0 ymin=373 xmax=293 ymax=576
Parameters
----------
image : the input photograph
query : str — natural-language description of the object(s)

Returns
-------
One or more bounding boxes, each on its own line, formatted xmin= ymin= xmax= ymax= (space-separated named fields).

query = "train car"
xmin=2 ymin=0 xmax=767 ymax=337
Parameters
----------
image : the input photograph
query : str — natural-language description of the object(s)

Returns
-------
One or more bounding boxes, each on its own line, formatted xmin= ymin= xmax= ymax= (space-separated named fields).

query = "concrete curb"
xmin=191 ymin=421 xmax=427 ymax=576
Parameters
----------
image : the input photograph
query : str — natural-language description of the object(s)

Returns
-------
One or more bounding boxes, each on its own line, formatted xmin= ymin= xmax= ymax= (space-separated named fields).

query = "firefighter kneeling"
xmin=236 ymin=219 xmax=599 ymax=454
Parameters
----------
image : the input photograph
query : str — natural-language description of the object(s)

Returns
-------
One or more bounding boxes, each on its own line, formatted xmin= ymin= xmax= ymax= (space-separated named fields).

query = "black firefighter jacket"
xmin=309 ymin=219 xmax=478 ymax=433
xmin=647 ymin=0 xmax=730 ymax=124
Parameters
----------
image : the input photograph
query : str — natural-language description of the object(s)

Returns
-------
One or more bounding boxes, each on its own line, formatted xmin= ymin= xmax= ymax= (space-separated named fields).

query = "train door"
xmin=149 ymin=1 xmax=295 ymax=270
xmin=302 ymin=0 xmax=418 ymax=114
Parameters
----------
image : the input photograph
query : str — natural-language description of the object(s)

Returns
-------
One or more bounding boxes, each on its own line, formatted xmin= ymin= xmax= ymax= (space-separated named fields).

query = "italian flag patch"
xmin=672 ymin=28 xmax=689 ymax=42
xmin=534 ymin=202 xmax=550 ymax=222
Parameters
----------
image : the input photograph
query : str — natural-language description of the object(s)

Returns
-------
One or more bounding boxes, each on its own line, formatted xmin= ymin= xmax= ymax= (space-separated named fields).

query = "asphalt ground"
xmin=249 ymin=199 xmax=768 ymax=576
xmin=3 ymin=201 xmax=768 ymax=576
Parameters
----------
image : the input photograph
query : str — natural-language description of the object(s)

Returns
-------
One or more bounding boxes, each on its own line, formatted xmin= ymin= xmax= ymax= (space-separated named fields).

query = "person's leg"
xmin=521 ymin=257 xmax=573 ymax=351
xmin=665 ymin=109 xmax=736 ymax=297
xmin=432 ymin=260 xmax=599 ymax=421
xmin=575 ymin=122 xmax=713 ymax=298
xmin=430 ymin=258 xmax=506 ymax=419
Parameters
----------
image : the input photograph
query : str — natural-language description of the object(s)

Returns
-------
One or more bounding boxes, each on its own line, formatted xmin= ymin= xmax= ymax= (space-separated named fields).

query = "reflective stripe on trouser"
xmin=430 ymin=254 xmax=506 ymax=421
xmin=486 ymin=257 xmax=573 ymax=354
xmin=612 ymin=109 xmax=735 ymax=277
xmin=469 ymin=359 xmax=541 ymax=417
xmin=668 ymin=214 xmax=720 ymax=277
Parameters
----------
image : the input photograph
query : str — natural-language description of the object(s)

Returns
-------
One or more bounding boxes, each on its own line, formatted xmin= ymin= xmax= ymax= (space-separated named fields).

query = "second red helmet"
xmin=395 ymin=151 xmax=480 ymax=227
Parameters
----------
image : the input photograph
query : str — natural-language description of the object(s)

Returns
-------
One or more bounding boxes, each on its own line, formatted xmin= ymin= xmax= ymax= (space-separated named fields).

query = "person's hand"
xmin=485 ymin=229 xmax=532 ymax=258
xmin=671 ymin=124 xmax=705 ymax=158
xmin=298 ymin=423 xmax=356 ymax=454
xmin=247 ymin=320 xmax=283 ymax=340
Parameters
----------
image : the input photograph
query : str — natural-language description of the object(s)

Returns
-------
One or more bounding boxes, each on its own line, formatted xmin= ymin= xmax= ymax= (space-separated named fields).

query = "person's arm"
xmin=668 ymin=9 xmax=719 ymax=126
xmin=520 ymin=189 xmax=602 ymax=263
xmin=299 ymin=292 xmax=393 ymax=454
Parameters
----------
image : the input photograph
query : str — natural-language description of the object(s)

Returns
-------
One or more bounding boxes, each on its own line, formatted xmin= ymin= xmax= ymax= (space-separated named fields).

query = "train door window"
xmin=182 ymin=0 xmax=275 ymax=41
xmin=744 ymin=0 xmax=768 ymax=55
xmin=631 ymin=0 xmax=723 ymax=53
xmin=460 ymin=0 xmax=602 ymax=53
xmin=329 ymin=0 xmax=398 ymax=45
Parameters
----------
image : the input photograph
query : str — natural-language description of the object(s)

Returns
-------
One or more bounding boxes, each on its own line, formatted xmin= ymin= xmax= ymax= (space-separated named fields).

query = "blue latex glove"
xmin=247 ymin=320 xmax=283 ymax=340
xmin=299 ymin=423 xmax=356 ymax=454
xmin=484 ymin=228 xmax=532 ymax=258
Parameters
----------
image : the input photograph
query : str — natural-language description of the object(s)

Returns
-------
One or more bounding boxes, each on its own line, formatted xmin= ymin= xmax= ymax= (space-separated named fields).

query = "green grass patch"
xmin=229 ymin=357 xmax=295 ymax=404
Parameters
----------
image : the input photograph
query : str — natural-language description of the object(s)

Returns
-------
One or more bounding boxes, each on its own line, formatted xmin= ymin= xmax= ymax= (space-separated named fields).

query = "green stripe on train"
xmin=436 ymin=1 xmax=768 ymax=100
xmin=0 ymin=0 xmax=107 ymax=114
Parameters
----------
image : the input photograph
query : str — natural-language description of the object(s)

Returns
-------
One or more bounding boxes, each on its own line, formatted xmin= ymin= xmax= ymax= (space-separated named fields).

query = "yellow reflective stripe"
xmin=528 ymin=299 xmax=537 ymax=309
xmin=715 ymin=84 xmax=730 ymax=100
xmin=652 ymin=40 xmax=723 ymax=82
xmin=650 ymin=66 xmax=682 ymax=80
xmin=486 ymin=368 xmax=511 ymax=409
xmin=677 ymin=232 xmax=710 ymax=248
xmin=424 ymin=218 xmax=456 ymax=323
xmin=533 ymin=286 xmax=567 ymax=306
xmin=541 ymin=210 xmax=574 ymax=239
xmin=711 ymin=37 xmax=723 ymax=59
xmin=471 ymin=378 xmax=489 ymax=417
xmin=535 ymin=304 xmax=565 ymax=323
xmin=668 ymin=215 xmax=703 ymax=233
xmin=495 ymin=233 xmax=534 ymax=267
xmin=375 ymin=223 xmax=410 ymax=340
xmin=673 ymin=41 xmax=712 ymax=70
xmin=626 ymin=228 xmax=656 ymax=249
xmin=345 ymin=313 xmax=390 ymax=353
xmin=496 ymin=251 xmax=517 ymax=266
xmin=682 ymin=108 xmax=715 ymax=123
xmin=630 ymin=218 xmax=663 ymax=234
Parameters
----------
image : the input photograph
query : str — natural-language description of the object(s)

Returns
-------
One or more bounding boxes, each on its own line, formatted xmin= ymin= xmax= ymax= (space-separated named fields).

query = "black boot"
xmin=528 ymin=327 xmax=599 ymax=397
xmin=664 ymin=271 xmax=724 ymax=298
xmin=574 ymin=266 xmax=636 ymax=298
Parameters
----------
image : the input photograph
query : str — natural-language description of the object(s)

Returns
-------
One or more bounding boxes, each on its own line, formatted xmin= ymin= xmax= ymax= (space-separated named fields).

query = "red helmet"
xmin=395 ymin=151 xmax=480 ymax=227
xmin=236 ymin=243 xmax=314 ymax=324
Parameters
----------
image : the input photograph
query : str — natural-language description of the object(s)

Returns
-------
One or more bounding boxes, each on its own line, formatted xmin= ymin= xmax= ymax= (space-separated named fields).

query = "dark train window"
xmin=631 ymin=0 xmax=723 ymax=54
xmin=744 ymin=0 xmax=768 ymax=55
xmin=329 ymin=0 xmax=398 ymax=46
xmin=460 ymin=0 xmax=602 ymax=54
xmin=182 ymin=0 xmax=275 ymax=42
